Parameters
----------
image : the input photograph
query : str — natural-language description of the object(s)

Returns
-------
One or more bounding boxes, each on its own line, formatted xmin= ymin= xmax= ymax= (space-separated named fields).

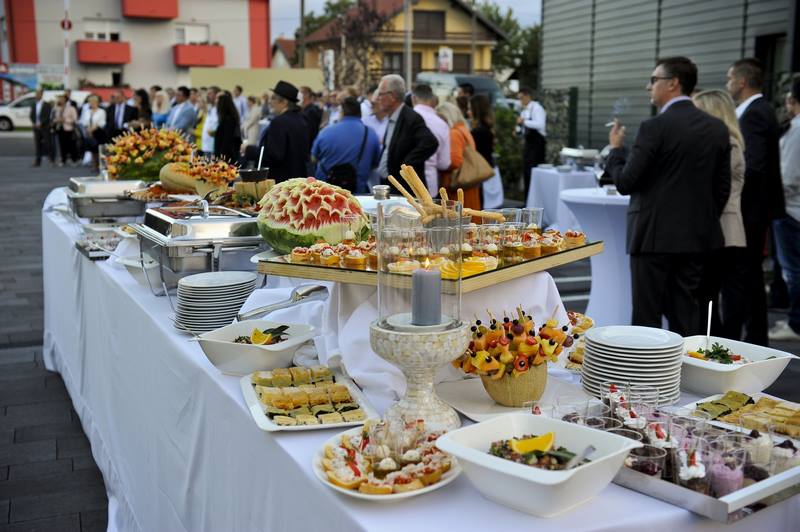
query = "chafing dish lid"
xmin=142 ymin=205 xmax=259 ymax=240
xmin=68 ymin=177 xmax=145 ymax=197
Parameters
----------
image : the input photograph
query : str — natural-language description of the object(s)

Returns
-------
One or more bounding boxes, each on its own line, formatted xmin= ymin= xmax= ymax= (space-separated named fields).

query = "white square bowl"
xmin=197 ymin=320 xmax=316 ymax=375
xmin=435 ymin=413 xmax=642 ymax=517
xmin=682 ymin=335 xmax=797 ymax=395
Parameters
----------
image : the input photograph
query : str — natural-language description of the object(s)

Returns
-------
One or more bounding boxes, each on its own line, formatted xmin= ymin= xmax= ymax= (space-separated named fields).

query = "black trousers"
xmin=58 ymin=129 xmax=79 ymax=163
xmin=523 ymin=131 xmax=546 ymax=199
xmin=630 ymin=253 xmax=704 ymax=336
xmin=33 ymin=126 xmax=53 ymax=164
xmin=698 ymin=247 xmax=748 ymax=336
xmin=720 ymin=227 xmax=769 ymax=345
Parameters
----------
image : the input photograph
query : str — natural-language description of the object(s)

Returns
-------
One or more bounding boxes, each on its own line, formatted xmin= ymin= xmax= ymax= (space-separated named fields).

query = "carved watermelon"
xmin=257 ymin=177 xmax=370 ymax=254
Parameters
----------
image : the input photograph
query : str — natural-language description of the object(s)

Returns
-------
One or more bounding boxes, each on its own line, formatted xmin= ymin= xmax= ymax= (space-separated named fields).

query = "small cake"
xmin=307 ymin=388 xmax=329 ymax=406
xmin=343 ymin=249 xmax=367 ymax=269
xmin=283 ymin=388 xmax=309 ymax=408
xmin=565 ymin=230 xmax=586 ymax=248
xmin=522 ymin=238 xmax=541 ymax=259
xmin=251 ymin=371 xmax=273 ymax=386
xmin=309 ymin=242 xmax=329 ymax=262
xmin=539 ymin=238 xmax=559 ymax=254
xmin=319 ymin=412 xmax=345 ymax=424
xmin=258 ymin=387 xmax=282 ymax=405
xmin=330 ymin=384 xmax=352 ymax=403
xmin=310 ymin=365 xmax=333 ymax=382
xmin=342 ymin=229 xmax=357 ymax=246
xmin=289 ymin=366 xmax=311 ymax=385
xmin=678 ymin=449 xmax=709 ymax=494
xmin=484 ymin=242 xmax=499 ymax=258
xmin=413 ymin=246 xmax=430 ymax=262
xmin=290 ymin=246 xmax=311 ymax=262
xmin=319 ymin=247 xmax=340 ymax=266
xmin=460 ymin=242 xmax=473 ymax=259
xmin=271 ymin=368 xmax=292 ymax=387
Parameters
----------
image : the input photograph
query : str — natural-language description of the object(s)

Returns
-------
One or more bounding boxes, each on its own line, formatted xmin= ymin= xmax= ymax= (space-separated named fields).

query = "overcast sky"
xmin=270 ymin=0 xmax=542 ymax=39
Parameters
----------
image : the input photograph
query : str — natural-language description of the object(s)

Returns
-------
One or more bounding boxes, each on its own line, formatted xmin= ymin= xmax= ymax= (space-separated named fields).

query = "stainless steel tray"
xmin=67 ymin=191 xmax=147 ymax=219
xmin=69 ymin=176 xmax=145 ymax=197
xmin=614 ymin=463 xmax=800 ymax=523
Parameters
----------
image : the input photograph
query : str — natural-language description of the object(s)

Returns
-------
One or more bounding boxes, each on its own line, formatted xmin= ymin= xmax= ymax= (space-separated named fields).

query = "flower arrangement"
xmin=106 ymin=128 xmax=193 ymax=181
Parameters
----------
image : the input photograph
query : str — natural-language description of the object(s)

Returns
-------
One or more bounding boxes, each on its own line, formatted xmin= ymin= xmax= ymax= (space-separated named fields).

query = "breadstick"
xmin=457 ymin=188 xmax=465 ymax=207
xmin=439 ymin=188 xmax=450 ymax=219
xmin=464 ymin=208 xmax=504 ymax=221
xmin=401 ymin=165 xmax=434 ymax=206
xmin=388 ymin=175 xmax=426 ymax=218
xmin=399 ymin=165 xmax=425 ymax=202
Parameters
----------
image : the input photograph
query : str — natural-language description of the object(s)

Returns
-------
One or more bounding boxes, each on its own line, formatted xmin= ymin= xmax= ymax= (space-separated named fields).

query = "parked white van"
xmin=0 ymin=90 xmax=91 ymax=130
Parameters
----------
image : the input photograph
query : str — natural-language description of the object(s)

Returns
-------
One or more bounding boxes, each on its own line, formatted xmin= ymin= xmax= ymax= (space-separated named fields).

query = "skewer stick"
xmin=549 ymin=303 xmax=560 ymax=321
xmin=388 ymin=175 xmax=426 ymax=218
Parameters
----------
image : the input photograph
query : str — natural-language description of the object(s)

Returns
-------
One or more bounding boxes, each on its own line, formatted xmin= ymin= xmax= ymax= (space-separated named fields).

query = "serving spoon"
xmin=236 ymin=284 xmax=329 ymax=322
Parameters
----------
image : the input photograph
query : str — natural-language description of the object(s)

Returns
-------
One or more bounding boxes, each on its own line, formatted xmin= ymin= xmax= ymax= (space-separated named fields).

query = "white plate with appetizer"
xmin=681 ymin=336 xmax=796 ymax=395
xmin=436 ymin=413 xmax=641 ymax=517
xmin=239 ymin=367 xmax=378 ymax=432
xmin=312 ymin=425 xmax=461 ymax=500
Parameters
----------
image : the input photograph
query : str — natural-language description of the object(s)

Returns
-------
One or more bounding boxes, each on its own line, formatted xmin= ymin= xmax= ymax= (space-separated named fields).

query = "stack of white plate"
xmin=174 ymin=272 xmax=258 ymax=334
xmin=581 ymin=326 xmax=683 ymax=405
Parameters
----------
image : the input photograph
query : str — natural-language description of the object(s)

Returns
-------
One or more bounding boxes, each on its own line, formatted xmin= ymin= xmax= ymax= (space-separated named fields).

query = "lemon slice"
xmin=250 ymin=328 xmax=272 ymax=345
xmin=509 ymin=432 xmax=555 ymax=454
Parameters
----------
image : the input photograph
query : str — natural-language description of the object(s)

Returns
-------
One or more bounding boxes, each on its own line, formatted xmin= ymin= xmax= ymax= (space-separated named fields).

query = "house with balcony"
xmin=302 ymin=0 xmax=506 ymax=85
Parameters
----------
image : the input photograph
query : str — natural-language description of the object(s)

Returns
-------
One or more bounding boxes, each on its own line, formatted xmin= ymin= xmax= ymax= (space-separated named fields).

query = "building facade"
xmin=541 ymin=0 xmax=799 ymax=149
xmin=303 ymin=0 xmax=505 ymax=85
xmin=1 ymin=0 xmax=271 ymax=91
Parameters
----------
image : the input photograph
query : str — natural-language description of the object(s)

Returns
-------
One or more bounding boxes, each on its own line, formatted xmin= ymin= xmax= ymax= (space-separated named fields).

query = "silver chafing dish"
xmin=67 ymin=177 xmax=147 ymax=219
xmin=130 ymin=201 xmax=267 ymax=295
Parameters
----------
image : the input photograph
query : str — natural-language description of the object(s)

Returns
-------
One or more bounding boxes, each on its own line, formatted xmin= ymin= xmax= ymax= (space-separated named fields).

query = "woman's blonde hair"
xmin=152 ymin=90 xmax=172 ymax=114
xmin=692 ymin=89 xmax=744 ymax=149
xmin=435 ymin=101 xmax=466 ymax=128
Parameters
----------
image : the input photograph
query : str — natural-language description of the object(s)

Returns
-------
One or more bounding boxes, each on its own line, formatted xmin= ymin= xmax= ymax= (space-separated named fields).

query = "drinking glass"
xmin=629 ymin=384 xmax=660 ymax=407
xmin=628 ymin=445 xmax=667 ymax=478
xmin=607 ymin=428 xmax=644 ymax=441
xmin=586 ymin=416 xmax=622 ymax=430
xmin=708 ymin=447 xmax=746 ymax=497
xmin=521 ymin=207 xmax=544 ymax=234
xmin=500 ymin=208 xmax=520 ymax=223
xmin=522 ymin=400 xmax=555 ymax=417
xmin=502 ymin=222 xmax=525 ymax=265
xmin=677 ymin=437 xmax=712 ymax=495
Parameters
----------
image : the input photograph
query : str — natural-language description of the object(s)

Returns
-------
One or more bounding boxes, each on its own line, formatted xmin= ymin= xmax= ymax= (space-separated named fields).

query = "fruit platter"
xmin=312 ymin=418 xmax=460 ymax=500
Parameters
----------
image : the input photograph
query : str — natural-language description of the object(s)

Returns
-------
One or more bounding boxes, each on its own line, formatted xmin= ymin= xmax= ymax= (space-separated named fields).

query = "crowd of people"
xmin=605 ymin=56 xmax=800 ymax=346
xmin=30 ymin=76 xmax=513 ymax=211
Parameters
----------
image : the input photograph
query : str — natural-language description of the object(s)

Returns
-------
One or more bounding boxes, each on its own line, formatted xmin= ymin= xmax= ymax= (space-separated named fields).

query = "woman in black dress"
xmin=214 ymin=91 xmax=241 ymax=163
xmin=130 ymin=89 xmax=152 ymax=130
xmin=469 ymin=94 xmax=494 ymax=167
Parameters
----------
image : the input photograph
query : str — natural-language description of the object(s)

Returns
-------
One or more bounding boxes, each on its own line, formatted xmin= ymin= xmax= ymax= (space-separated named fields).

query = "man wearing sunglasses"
xmin=603 ymin=56 xmax=732 ymax=336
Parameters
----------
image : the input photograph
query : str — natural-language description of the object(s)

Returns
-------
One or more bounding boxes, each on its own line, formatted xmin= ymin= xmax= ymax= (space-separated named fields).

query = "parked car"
xmin=0 ymin=90 xmax=90 ymax=130
xmin=415 ymin=73 xmax=506 ymax=105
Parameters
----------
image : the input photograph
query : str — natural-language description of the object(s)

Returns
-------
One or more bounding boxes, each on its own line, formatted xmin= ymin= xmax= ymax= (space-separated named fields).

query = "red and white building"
xmin=1 ymin=0 xmax=271 ymax=91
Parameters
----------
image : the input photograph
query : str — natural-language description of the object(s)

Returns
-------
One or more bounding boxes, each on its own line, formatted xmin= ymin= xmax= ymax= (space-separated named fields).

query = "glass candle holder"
xmin=376 ymin=200 xmax=463 ymax=332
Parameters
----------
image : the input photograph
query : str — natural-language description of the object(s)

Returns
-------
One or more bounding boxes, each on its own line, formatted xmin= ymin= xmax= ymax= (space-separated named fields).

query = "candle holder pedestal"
xmin=370 ymin=320 xmax=470 ymax=431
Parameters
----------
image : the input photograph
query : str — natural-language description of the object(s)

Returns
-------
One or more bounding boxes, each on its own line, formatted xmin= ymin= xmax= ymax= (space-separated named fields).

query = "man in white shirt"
xmin=233 ymin=85 xmax=248 ymax=121
xmin=201 ymin=87 xmax=220 ymax=156
xmin=411 ymin=84 xmax=451 ymax=196
xmin=517 ymin=86 xmax=547 ymax=199
xmin=770 ymin=78 xmax=800 ymax=341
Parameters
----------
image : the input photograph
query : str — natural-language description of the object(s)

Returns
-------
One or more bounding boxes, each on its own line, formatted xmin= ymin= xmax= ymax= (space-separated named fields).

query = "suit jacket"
xmin=30 ymin=100 xmax=52 ymax=128
xmin=719 ymin=137 xmax=747 ymax=248
xmin=105 ymin=103 xmax=138 ymax=139
xmin=739 ymin=96 xmax=785 ymax=243
xmin=302 ymin=104 xmax=323 ymax=144
xmin=167 ymin=102 xmax=197 ymax=136
xmin=605 ymin=100 xmax=731 ymax=254
xmin=258 ymin=107 xmax=310 ymax=182
xmin=386 ymin=105 xmax=439 ymax=182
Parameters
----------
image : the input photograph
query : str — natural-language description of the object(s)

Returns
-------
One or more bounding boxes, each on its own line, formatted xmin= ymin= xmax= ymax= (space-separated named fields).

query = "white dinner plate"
xmin=581 ymin=371 xmax=681 ymax=388
xmin=584 ymin=352 xmax=683 ymax=372
xmin=239 ymin=371 xmax=378 ymax=432
xmin=177 ymin=295 xmax=252 ymax=305
xmin=581 ymin=362 xmax=682 ymax=380
xmin=178 ymin=271 xmax=258 ymax=289
xmin=584 ymin=340 xmax=683 ymax=357
xmin=585 ymin=326 xmax=683 ymax=350
xmin=177 ymin=286 xmax=256 ymax=298
xmin=178 ymin=280 xmax=256 ymax=291
xmin=250 ymin=250 xmax=281 ymax=264
xmin=312 ymin=427 xmax=461 ymax=501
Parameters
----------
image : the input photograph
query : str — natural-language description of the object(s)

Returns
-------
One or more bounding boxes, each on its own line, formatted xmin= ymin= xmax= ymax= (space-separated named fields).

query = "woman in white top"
xmin=242 ymin=95 xmax=262 ymax=146
xmin=81 ymin=95 xmax=107 ymax=171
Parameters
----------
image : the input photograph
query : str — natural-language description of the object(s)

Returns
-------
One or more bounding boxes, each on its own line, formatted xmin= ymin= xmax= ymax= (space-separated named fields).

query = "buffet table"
xmin=526 ymin=167 xmax=598 ymax=231
xmin=41 ymin=188 xmax=799 ymax=532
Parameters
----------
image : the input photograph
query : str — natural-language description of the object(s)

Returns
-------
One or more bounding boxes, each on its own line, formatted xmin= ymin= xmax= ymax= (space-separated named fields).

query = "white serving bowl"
xmin=435 ymin=413 xmax=641 ymax=517
xmin=682 ymin=335 xmax=797 ymax=395
xmin=197 ymin=320 xmax=316 ymax=375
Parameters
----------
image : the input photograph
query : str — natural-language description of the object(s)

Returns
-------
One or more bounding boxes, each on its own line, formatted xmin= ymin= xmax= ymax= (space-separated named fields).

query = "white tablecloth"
xmin=561 ymin=188 xmax=631 ymax=327
xmin=42 ymin=188 xmax=799 ymax=531
xmin=526 ymin=167 xmax=598 ymax=231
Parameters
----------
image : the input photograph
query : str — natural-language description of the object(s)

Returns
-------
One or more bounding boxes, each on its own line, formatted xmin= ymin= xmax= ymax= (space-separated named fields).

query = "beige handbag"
xmin=452 ymin=144 xmax=495 ymax=188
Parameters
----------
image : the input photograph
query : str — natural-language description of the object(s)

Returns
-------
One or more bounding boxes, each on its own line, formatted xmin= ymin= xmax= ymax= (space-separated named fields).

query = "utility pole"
xmin=403 ymin=0 xmax=412 ymax=84
xmin=470 ymin=0 xmax=476 ymax=74
xmin=299 ymin=0 xmax=306 ymax=68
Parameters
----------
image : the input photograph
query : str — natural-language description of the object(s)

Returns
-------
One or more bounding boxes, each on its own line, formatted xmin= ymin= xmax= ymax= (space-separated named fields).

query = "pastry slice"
xmin=265 ymin=405 xmax=289 ymax=417
xmin=342 ymin=409 xmax=365 ymax=422
xmin=283 ymin=388 xmax=308 ymax=408
xmin=308 ymin=389 xmax=330 ymax=406
xmin=273 ymin=415 xmax=297 ymax=426
xmin=329 ymin=384 xmax=352 ymax=404
xmin=258 ymin=387 xmax=282 ymax=406
xmin=289 ymin=366 xmax=311 ymax=385
xmin=289 ymin=406 xmax=312 ymax=417
xmin=271 ymin=368 xmax=292 ymax=387
xmin=251 ymin=371 xmax=273 ymax=386
xmin=319 ymin=412 xmax=344 ymax=424
xmin=311 ymin=403 xmax=335 ymax=416
xmin=310 ymin=365 xmax=333 ymax=382
xmin=295 ymin=414 xmax=320 ymax=426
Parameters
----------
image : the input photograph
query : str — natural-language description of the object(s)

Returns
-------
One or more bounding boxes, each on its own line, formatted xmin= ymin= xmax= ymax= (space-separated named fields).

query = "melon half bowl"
xmin=256 ymin=177 xmax=370 ymax=255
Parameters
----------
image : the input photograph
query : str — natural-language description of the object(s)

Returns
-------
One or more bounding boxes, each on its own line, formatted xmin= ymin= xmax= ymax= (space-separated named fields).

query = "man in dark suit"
xmin=30 ymin=89 xmax=54 ymax=167
xmin=724 ymin=58 xmax=786 ymax=346
xmin=105 ymin=90 xmax=138 ymax=141
xmin=257 ymin=81 xmax=310 ymax=182
xmin=374 ymin=74 xmax=438 ymax=186
xmin=300 ymin=86 xmax=322 ymax=145
xmin=605 ymin=56 xmax=731 ymax=335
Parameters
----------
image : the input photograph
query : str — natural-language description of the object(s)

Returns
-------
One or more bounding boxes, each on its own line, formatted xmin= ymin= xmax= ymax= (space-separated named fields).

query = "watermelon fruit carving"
xmin=257 ymin=177 xmax=370 ymax=254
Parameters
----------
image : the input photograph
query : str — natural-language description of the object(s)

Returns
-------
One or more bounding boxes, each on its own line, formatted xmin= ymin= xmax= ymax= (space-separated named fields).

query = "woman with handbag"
xmin=436 ymin=101 xmax=494 ymax=212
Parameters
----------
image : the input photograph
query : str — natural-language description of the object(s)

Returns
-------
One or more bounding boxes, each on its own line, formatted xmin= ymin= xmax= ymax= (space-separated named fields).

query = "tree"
xmin=297 ymin=0 xmax=354 ymax=39
xmin=336 ymin=2 xmax=394 ymax=91
xmin=477 ymin=2 xmax=540 ymax=90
